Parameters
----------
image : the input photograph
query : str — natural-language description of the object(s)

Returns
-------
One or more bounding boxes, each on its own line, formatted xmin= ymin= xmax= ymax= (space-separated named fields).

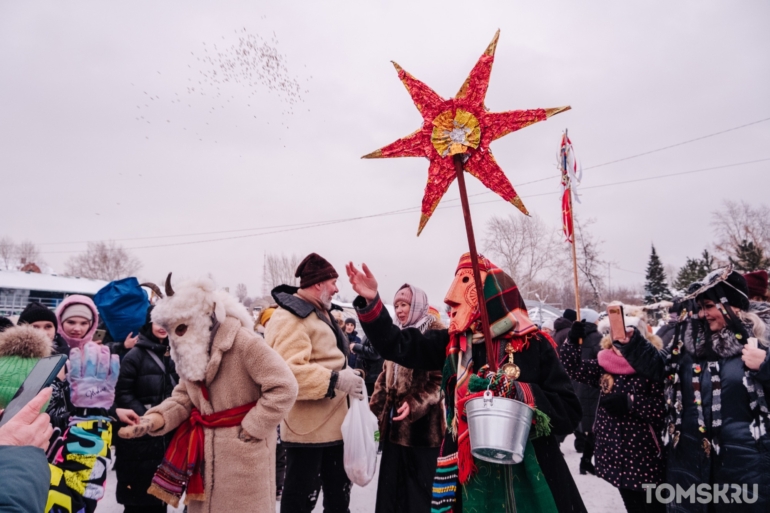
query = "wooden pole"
xmin=453 ymin=154 xmax=497 ymax=371
xmin=564 ymin=129 xmax=581 ymax=323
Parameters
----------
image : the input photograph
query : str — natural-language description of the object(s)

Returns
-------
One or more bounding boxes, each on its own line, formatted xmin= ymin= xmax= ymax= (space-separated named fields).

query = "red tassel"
xmin=457 ymin=431 xmax=476 ymax=484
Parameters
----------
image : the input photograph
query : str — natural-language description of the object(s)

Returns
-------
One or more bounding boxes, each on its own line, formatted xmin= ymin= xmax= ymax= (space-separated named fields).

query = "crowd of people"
xmin=0 ymin=251 xmax=769 ymax=513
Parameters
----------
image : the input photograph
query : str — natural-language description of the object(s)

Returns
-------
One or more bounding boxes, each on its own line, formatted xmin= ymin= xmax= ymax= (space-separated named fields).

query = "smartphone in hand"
xmin=607 ymin=305 xmax=627 ymax=343
xmin=0 ymin=354 xmax=67 ymax=427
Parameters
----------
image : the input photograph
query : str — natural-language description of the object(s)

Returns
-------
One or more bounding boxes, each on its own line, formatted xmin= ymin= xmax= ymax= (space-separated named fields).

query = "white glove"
xmin=335 ymin=367 xmax=365 ymax=400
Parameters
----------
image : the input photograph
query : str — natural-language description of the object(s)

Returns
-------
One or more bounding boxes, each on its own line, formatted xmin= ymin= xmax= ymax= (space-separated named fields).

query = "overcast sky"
xmin=2 ymin=1 xmax=769 ymax=306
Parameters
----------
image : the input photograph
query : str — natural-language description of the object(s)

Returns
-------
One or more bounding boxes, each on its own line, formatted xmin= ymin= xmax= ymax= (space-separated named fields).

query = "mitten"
xmin=568 ymin=321 xmax=587 ymax=344
xmin=68 ymin=342 xmax=119 ymax=408
xmin=335 ymin=367 xmax=365 ymax=400
xmin=600 ymin=392 xmax=632 ymax=416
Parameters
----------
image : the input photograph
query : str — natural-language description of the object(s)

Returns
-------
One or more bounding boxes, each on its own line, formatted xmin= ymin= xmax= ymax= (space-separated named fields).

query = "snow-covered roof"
xmin=0 ymin=270 xmax=108 ymax=295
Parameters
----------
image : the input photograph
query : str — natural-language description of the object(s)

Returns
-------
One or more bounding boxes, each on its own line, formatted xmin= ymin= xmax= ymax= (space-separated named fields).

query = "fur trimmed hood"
xmin=0 ymin=325 xmax=54 ymax=358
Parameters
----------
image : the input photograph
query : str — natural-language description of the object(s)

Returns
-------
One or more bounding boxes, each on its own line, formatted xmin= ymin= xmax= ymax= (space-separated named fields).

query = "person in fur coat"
xmin=118 ymin=274 xmax=298 ymax=513
xmin=561 ymin=305 xmax=666 ymax=513
xmin=371 ymin=284 xmax=446 ymax=513
xmin=619 ymin=268 xmax=770 ymax=513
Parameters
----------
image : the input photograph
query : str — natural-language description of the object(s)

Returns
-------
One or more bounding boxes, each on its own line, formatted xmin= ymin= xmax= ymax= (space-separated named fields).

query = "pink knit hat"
xmin=394 ymin=284 xmax=413 ymax=306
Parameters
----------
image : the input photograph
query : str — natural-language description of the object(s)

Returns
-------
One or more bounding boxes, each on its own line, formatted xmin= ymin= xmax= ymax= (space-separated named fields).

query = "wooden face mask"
xmin=444 ymin=266 xmax=488 ymax=335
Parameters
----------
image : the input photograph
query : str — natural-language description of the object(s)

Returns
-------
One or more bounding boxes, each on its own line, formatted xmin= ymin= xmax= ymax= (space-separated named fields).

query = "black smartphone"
xmin=0 ymin=354 xmax=67 ymax=427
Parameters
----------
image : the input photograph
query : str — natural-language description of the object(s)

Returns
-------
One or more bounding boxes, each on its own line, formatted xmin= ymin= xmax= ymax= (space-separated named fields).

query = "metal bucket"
xmin=465 ymin=390 xmax=533 ymax=464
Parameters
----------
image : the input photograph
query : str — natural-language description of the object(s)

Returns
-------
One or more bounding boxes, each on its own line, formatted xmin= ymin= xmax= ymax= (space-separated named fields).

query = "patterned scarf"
xmin=148 ymin=384 xmax=256 ymax=507
xmin=662 ymin=313 xmax=770 ymax=454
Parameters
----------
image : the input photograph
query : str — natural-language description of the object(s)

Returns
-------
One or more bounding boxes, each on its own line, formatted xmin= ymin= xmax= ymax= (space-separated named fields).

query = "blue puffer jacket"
xmin=620 ymin=307 xmax=770 ymax=513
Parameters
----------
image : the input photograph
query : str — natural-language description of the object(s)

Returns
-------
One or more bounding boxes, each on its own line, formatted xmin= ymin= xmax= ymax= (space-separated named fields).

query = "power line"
xmin=36 ymin=116 xmax=769 ymax=248
xmin=39 ymin=157 xmax=769 ymax=255
xmin=583 ymin=117 xmax=770 ymax=171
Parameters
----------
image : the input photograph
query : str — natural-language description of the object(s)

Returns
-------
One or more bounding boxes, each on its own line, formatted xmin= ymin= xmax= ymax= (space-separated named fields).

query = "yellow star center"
xmin=431 ymin=109 xmax=481 ymax=157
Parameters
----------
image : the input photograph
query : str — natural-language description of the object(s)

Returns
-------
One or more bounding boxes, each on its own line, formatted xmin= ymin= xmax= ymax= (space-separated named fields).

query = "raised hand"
xmin=118 ymin=413 xmax=164 ymax=439
xmin=123 ymin=332 xmax=139 ymax=350
xmin=68 ymin=342 xmax=120 ymax=409
xmin=345 ymin=262 xmax=379 ymax=302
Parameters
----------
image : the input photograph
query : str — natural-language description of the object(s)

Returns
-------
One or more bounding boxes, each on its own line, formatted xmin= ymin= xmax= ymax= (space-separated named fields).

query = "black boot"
xmin=579 ymin=431 xmax=596 ymax=475
xmin=573 ymin=429 xmax=586 ymax=453
xmin=579 ymin=461 xmax=596 ymax=475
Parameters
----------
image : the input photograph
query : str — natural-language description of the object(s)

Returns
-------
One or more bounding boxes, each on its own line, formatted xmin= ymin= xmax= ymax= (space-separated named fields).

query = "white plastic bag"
xmin=341 ymin=386 xmax=379 ymax=486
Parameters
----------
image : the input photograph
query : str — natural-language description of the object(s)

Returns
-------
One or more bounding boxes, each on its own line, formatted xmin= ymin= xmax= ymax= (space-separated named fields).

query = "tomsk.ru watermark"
xmin=642 ymin=483 xmax=759 ymax=504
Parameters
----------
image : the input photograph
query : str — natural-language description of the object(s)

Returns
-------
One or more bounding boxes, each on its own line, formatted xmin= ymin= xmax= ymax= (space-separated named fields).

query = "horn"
xmin=140 ymin=282 xmax=164 ymax=299
xmin=165 ymin=273 xmax=175 ymax=297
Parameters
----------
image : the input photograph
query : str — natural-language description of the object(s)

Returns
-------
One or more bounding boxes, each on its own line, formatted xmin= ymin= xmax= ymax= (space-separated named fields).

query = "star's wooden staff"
xmin=363 ymin=30 xmax=570 ymax=371
xmin=560 ymin=130 xmax=582 ymax=336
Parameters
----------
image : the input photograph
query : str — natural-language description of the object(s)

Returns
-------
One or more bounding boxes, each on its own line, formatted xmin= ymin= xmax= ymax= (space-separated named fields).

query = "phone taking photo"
xmin=92 ymin=329 xmax=106 ymax=343
xmin=607 ymin=304 xmax=627 ymax=343
xmin=0 ymin=354 xmax=67 ymax=427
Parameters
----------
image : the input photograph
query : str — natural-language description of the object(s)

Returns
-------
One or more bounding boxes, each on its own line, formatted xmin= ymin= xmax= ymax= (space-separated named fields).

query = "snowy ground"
xmin=99 ymin=434 xmax=624 ymax=512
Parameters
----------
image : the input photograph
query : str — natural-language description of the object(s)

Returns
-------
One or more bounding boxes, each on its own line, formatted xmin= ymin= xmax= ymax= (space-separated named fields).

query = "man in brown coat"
xmin=118 ymin=276 xmax=297 ymax=513
xmin=266 ymin=253 xmax=365 ymax=513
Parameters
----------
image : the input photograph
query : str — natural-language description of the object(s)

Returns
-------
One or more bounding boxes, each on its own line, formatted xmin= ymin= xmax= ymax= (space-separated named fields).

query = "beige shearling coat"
xmin=147 ymin=317 xmax=297 ymax=513
xmin=266 ymin=292 xmax=348 ymax=445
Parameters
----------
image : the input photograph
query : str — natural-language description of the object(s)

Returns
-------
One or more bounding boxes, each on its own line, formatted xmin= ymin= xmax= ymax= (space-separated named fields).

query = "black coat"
xmin=114 ymin=334 xmax=178 ymax=506
xmin=553 ymin=317 xmax=572 ymax=355
xmin=655 ymin=321 xmax=677 ymax=348
xmin=561 ymin=336 xmax=665 ymax=490
xmin=355 ymin=295 xmax=585 ymax=513
xmin=621 ymin=327 xmax=770 ymax=512
xmin=567 ymin=322 xmax=602 ymax=431
xmin=353 ymin=337 xmax=385 ymax=384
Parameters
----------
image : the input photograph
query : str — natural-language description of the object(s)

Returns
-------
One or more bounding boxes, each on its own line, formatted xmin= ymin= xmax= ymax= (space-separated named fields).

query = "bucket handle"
xmin=483 ymin=389 xmax=494 ymax=406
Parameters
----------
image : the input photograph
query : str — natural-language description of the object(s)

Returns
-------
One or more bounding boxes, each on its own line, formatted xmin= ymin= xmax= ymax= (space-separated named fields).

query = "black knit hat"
xmin=563 ymin=308 xmax=577 ymax=322
xmin=18 ymin=301 xmax=58 ymax=330
xmin=345 ymin=318 xmax=356 ymax=325
xmin=295 ymin=253 xmax=338 ymax=289
xmin=0 ymin=316 xmax=13 ymax=333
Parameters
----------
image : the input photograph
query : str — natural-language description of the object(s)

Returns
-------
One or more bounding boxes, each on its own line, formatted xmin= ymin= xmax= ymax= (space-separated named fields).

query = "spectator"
xmin=18 ymin=301 xmax=68 ymax=356
xmin=562 ymin=307 xmax=666 ymax=512
xmin=621 ymin=268 xmax=770 ymax=512
xmin=745 ymin=270 xmax=769 ymax=302
xmin=114 ymin=306 xmax=178 ymax=513
xmin=55 ymin=295 xmax=99 ymax=351
xmin=568 ymin=309 xmax=602 ymax=474
xmin=345 ymin=318 xmax=361 ymax=368
xmin=266 ymin=253 xmax=364 ymax=513
xmin=553 ymin=308 xmax=576 ymax=355
xmin=370 ymin=283 xmax=445 ymax=513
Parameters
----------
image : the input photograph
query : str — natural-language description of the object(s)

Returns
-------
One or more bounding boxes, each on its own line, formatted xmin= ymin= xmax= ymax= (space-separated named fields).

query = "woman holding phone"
xmin=619 ymin=269 xmax=770 ymax=513
xmin=562 ymin=305 xmax=666 ymax=513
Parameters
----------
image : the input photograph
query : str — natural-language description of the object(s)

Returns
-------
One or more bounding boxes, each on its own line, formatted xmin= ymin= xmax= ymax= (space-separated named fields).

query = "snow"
xmin=0 ymin=270 xmax=108 ymax=295
xmin=99 ymin=434 xmax=624 ymax=512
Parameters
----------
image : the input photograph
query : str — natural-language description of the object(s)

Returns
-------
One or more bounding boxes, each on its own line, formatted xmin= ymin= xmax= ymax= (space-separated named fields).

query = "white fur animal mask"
xmin=151 ymin=273 xmax=253 ymax=382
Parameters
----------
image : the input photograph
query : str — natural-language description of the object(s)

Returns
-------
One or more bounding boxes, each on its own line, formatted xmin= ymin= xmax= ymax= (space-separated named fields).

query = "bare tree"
xmin=571 ymin=218 xmax=607 ymax=309
xmin=711 ymin=200 xmax=770 ymax=263
xmin=16 ymin=240 xmax=42 ymax=267
xmin=64 ymin=241 xmax=142 ymax=281
xmin=0 ymin=237 xmax=15 ymax=270
xmin=483 ymin=213 xmax=565 ymax=297
xmin=0 ymin=238 xmax=44 ymax=270
xmin=235 ymin=283 xmax=248 ymax=303
xmin=262 ymin=252 xmax=302 ymax=295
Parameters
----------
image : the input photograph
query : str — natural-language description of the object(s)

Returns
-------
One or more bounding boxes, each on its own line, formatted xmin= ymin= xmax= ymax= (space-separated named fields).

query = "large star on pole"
xmin=363 ymin=30 xmax=570 ymax=235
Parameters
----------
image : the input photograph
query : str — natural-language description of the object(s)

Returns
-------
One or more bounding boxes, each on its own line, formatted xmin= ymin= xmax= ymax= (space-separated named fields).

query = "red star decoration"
xmin=363 ymin=30 xmax=570 ymax=235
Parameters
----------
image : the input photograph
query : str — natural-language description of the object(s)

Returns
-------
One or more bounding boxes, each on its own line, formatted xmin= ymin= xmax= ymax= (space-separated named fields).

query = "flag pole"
xmin=453 ymin=154 xmax=497 ymax=371
xmin=564 ymin=129 xmax=582 ymax=325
